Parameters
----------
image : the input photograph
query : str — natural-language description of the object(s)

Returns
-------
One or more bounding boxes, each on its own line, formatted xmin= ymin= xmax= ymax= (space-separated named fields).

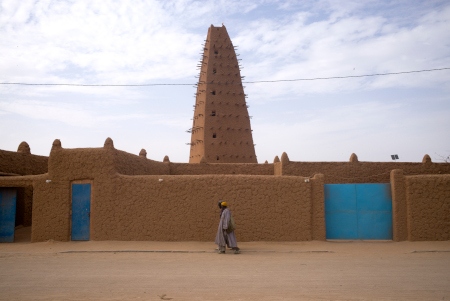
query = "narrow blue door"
xmin=0 ymin=188 xmax=17 ymax=243
xmin=325 ymin=184 xmax=392 ymax=240
xmin=71 ymin=184 xmax=91 ymax=241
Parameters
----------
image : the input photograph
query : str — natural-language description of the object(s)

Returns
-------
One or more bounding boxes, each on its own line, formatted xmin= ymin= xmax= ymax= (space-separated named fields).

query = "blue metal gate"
xmin=71 ymin=183 xmax=91 ymax=241
xmin=325 ymin=184 xmax=392 ymax=240
xmin=0 ymin=188 xmax=17 ymax=243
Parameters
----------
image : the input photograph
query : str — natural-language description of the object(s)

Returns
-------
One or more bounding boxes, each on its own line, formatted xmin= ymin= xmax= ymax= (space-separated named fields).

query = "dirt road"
xmin=0 ymin=228 xmax=449 ymax=300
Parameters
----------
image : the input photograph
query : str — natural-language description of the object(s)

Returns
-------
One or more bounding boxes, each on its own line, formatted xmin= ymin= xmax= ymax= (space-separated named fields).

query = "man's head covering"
xmin=220 ymin=201 xmax=228 ymax=207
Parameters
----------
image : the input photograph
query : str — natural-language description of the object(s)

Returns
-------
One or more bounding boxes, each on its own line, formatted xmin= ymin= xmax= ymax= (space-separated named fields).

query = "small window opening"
xmin=211 ymin=91 xmax=216 ymax=95
xmin=214 ymin=50 xmax=219 ymax=54
xmin=213 ymin=133 xmax=217 ymax=138
xmin=213 ymin=68 xmax=217 ymax=74
xmin=211 ymin=110 xmax=216 ymax=116
xmin=216 ymin=156 xmax=220 ymax=161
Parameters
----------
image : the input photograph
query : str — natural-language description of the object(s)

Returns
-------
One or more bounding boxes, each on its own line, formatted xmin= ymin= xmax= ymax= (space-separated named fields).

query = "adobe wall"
xmin=48 ymin=144 xmax=115 ymax=180
xmin=390 ymin=170 xmax=408 ymax=241
xmin=30 ymin=173 xmax=324 ymax=242
xmin=0 ymin=143 xmax=48 ymax=176
xmin=51 ymin=137 xmax=272 ymax=176
xmin=1 ymin=140 xmax=448 ymax=242
xmin=406 ymin=174 xmax=450 ymax=241
xmin=169 ymin=162 xmax=273 ymax=175
xmin=48 ymin=138 xmax=170 ymax=179
xmin=280 ymin=160 xmax=450 ymax=183
xmin=37 ymin=138 xmax=275 ymax=179
xmin=310 ymin=174 xmax=326 ymax=240
xmin=32 ymin=177 xmax=72 ymax=241
xmin=111 ymin=147 xmax=170 ymax=176
xmin=391 ymin=170 xmax=450 ymax=241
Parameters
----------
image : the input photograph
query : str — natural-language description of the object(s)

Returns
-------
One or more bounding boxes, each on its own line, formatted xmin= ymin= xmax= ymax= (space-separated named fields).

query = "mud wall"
xmin=32 ymin=177 xmax=72 ymax=241
xmin=48 ymin=138 xmax=170 ymax=179
xmin=1 ymin=140 xmax=449 ymax=242
xmin=0 ymin=143 xmax=48 ymax=176
xmin=112 ymin=148 xmax=170 ymax=176
xmin=310 ymin=174 xmax=326 ymax=240
xmin=4 ymin=140 xmax=450 ymax=181
xmin=30 ymin=173 xmax=324 ymax=242
xmin=280 ymin=159 xmax=450 ymax=183
xmin=49 ymin=146 xmax=115 ymax=180
xmin=391 ymin=170 xmax=450 ymax=241
xmin=169 ymin=162 xmax=273 ymax=175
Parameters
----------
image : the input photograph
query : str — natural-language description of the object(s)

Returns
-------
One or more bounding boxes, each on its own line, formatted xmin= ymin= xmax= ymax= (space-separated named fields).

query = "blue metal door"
xmin=325 ymin=184 xmax=392 ymax=240
xmin=0 ymin=188 xmax=17 ymax=243
xmin=325 ymin=184 xmax=358 ymax=239
xmin=71 ymin=183 xmax=91 ymax=241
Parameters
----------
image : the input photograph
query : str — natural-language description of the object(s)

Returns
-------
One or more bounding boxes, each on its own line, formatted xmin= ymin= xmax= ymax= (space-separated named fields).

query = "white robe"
xmin=215 ymin=208 xmax=238 ymax=248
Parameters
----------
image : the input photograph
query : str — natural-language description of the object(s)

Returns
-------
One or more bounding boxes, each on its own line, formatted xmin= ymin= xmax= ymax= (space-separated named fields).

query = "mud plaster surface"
xmin=0 ymin=227 xmax=449 ymax=301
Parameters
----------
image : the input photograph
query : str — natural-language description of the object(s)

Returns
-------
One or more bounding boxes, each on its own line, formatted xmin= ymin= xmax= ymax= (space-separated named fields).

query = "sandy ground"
xmin=0 ymin=227 xmax=449 ymax=301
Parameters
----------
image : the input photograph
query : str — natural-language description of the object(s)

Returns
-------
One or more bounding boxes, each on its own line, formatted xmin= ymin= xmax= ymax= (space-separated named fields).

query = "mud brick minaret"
xmin=188 ymin=25 xmax=257 ymax=163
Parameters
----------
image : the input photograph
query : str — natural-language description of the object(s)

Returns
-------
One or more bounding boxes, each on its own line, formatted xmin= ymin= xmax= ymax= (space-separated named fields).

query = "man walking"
xmin=215 ymin=201 xmax=240 ymax=254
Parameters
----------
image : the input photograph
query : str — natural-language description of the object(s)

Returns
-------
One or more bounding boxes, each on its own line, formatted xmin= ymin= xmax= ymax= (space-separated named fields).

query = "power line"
xmin=0 ymin=82 xmax=193 ymax=87
xmin=1 ymin=67 xmax=449 ymax=87
xmin=243 ymin=67 xmax=450 ymax=83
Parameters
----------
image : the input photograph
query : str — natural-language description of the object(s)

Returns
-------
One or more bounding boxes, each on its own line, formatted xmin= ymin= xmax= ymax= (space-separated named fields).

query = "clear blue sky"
xmin=1 ymin=0 xmax=449 ymax=163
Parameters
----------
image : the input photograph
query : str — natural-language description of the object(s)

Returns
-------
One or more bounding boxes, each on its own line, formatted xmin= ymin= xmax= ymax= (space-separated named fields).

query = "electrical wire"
xmin=243 ymin=67 xmax=450 ymax=83
xmin=0 ymin=67 xmax=449 ymax=87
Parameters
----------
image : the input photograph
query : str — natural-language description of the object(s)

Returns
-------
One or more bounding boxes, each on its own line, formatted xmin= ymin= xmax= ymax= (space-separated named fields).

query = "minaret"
xmin=189 ymin=25 xmax=257 ymax=163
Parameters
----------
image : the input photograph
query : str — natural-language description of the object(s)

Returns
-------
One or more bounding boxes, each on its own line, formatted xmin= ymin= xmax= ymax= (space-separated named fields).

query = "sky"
xmin=1 ymin=0 xmax=449 ymax=164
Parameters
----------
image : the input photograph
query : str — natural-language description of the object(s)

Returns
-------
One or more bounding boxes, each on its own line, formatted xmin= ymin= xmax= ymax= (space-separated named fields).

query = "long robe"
xmin=215 ymin=208 xmax=238 ymax=248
